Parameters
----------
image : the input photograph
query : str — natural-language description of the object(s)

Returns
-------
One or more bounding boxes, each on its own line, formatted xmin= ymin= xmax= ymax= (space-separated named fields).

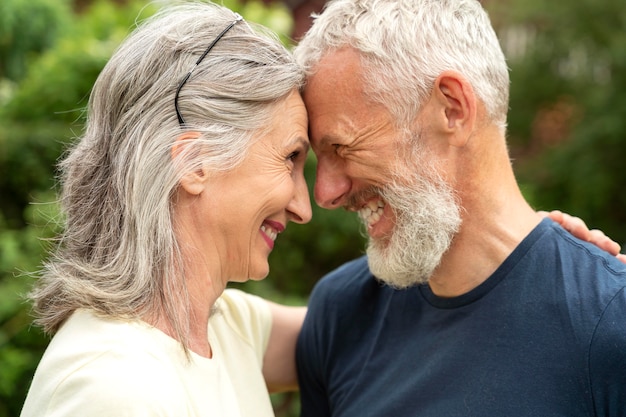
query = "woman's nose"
xmin=288 ymin=176 xmax=312 ymax=224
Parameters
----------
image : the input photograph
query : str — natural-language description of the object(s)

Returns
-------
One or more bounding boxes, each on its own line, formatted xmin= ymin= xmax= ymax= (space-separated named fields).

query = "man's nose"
xmin=313 ymin=156 xmax=350 ymax=210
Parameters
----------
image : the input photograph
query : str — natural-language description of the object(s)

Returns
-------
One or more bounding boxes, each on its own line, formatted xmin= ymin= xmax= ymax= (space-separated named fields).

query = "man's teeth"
xmin=359 ymin=200 xmax=385 ymax=226
xmin=260 ymin=225 xmax=278 ymax=241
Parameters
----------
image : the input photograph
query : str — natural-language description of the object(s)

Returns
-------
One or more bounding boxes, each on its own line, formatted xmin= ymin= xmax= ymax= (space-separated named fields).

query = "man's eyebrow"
xmin=317 ymin=134 xmax=340 ymax=148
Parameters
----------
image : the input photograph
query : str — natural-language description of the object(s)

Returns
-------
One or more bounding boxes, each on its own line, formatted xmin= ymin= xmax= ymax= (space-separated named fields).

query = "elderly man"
xmin=294 ymin=0 xmax=626 ymax=416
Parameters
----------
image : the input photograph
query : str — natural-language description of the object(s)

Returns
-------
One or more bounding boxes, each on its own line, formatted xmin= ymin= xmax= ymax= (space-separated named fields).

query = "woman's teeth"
xmin=260 ymin=225 xmax=278 ymax=241
xmin=359 ymin=200 xmax=385 ymax=226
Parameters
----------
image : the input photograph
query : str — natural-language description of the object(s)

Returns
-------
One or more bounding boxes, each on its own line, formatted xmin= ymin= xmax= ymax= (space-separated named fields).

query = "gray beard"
xmin=366 ymin=168 xmax=461 ymax=289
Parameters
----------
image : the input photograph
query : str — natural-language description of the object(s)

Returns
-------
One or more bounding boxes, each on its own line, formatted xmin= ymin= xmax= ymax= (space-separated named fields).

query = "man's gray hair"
xmin=295 ymin=0 xmax=509 ymax=131
xmin=30 ymin=1 xmax=303 ymax=350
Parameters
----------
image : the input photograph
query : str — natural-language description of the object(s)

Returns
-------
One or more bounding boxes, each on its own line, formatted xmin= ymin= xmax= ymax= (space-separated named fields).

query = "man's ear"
xmin=172 ymin=132 xmax=207 ymax=196
xmin=432 ymin=70 xmax=477 ymax=147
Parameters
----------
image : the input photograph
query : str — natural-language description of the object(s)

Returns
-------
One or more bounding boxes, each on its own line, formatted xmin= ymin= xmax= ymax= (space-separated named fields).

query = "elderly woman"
xmin=21 ymin=3 xmax=310 ymax=416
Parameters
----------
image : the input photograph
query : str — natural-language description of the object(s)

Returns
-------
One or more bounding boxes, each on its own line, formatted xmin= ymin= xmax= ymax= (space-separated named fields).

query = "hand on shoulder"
xmin=541 ymin=210 xmax=626 ymax=263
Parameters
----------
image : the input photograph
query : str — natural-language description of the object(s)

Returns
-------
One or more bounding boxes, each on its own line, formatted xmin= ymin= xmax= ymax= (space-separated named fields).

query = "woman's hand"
xmin=542 ymin=210 xmax=626 ymax=263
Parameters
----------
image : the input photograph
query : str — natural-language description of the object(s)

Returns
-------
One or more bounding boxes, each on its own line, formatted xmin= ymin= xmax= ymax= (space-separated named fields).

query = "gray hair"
xmin=30 ymin=1 xmax=304 ymax=350
xmin=294 ymin=0 xmax=509 ymax=132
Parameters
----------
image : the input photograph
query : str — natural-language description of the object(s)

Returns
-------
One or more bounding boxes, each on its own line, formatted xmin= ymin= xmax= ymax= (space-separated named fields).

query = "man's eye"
xmin=287 ymin=151 xmax=300 ymax=161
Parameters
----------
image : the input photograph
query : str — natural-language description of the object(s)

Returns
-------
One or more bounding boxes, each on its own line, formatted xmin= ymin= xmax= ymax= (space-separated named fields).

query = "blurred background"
xmin=0 ymin=0 xmax=624 ymax=416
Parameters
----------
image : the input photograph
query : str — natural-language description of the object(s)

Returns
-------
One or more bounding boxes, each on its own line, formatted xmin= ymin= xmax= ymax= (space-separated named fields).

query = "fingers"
xmin=543 ymin=209 xmax=625 ymax=262
xmin=538 ymin=209 xmax=562 ymax=222
xmin=546 ymin=210 xmax=589 ymax=240
xmin=587 ymin=229 xmax=621 ymax=256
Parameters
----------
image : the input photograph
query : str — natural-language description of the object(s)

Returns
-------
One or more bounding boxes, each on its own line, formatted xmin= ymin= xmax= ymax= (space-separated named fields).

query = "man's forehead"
xmin=304 ymin=48 xmax=362 ymax=93
xmin=303 ymin=53 xmax=363 ymax=114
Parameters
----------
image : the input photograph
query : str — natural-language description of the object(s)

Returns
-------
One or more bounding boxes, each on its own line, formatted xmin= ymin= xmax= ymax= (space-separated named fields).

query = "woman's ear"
xmin=432 ymin=70 xmax=477 ymax=147
xmin=172 ymin=132 xmax=207 ymax=196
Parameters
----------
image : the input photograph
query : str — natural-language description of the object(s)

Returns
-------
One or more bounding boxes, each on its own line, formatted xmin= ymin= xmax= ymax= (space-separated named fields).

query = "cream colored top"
xmin=21 ymin=289 xmax=274 ymax=417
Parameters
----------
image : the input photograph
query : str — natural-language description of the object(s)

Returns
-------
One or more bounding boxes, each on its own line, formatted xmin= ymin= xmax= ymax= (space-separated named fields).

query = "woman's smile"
xmin=260 ymin=220 xmax=285 ymax=250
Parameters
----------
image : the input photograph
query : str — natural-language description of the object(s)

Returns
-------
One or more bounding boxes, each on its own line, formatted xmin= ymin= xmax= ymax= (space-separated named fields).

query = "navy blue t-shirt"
xmin=297 ymin=219 xmax=626 ymax=417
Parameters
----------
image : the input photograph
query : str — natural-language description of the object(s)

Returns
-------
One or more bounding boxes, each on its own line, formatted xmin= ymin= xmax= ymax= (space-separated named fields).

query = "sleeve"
xmin=589 ymin=286 xmax=626 ymax=417
xmin=218 ymin=289 xmax=273 ymax=365
xmin=296 ymin=283 xmax=332 ymax=417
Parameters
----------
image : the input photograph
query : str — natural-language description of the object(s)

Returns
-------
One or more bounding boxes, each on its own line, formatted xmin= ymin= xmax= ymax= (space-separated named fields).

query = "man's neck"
xmin=427 ymin=188 xmax=541 ymax=298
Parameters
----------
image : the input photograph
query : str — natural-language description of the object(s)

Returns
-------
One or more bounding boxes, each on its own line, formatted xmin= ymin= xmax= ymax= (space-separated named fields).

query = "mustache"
xmin=345 ymin=186 xmax=386 ymax=211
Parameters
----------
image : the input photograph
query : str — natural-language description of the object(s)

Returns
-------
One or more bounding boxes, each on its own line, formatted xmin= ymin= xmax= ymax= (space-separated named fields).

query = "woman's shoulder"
xmin=47 ymin=309 xmax=182 ymax=363
xmin=22 ymin=310 xmax=187 ymax=416
xmin=216 ymin=289 xmax=272 ymax=328
xmin=212 ymin=289 xmax=273 ymax=362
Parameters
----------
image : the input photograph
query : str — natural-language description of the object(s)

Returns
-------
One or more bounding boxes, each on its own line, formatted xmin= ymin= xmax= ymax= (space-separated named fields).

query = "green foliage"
xmin=503 ymin=0 xmax=626 ymax=245
xmin=227 ymin=0 xmax=295 ymax=44
xmin=0 ymin=0 xmax=72 ymax=81
xmin=0 ymin=122 xmax=70 ymax=228
xmin=0 ymin=194 xmax=58 ymax=417
xmin=1 ymin=0 xmax=158 ymax=124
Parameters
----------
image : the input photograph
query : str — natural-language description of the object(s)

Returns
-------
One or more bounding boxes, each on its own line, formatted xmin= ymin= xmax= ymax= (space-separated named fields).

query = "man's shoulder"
xmin=540 ymin=220 xmax=626 ymax=283
xmin=311 ymin=256 xmax=374 ymax=298
xmin=324 ymin=255 xmax=372 ymax=279
xmin=306 ymin=255 xmax=400 ymax=325
xmin=523 ymin=221 xmax=626 ymax=324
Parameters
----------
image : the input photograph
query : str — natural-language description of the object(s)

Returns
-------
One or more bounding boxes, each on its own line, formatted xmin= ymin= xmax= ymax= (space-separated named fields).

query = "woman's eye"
xmin=287 ymin=150 xmax=300 ymax=161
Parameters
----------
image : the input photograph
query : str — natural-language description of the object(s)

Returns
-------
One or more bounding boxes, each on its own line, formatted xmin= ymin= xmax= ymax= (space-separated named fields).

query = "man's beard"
xmin=366 ymin=160 xmax=461 ymax=289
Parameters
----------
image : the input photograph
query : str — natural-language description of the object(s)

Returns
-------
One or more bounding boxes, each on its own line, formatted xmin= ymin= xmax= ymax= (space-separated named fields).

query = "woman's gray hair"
xmin=30 ymin=1 xmax=304 ymax=349
xmin=294 ymin=0 xmax=509 ymax=132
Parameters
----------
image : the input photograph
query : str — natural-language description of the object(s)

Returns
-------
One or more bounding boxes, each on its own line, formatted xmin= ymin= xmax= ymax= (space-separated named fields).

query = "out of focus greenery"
xmin=490 ymin=0 xmax=626 ymax=242
xmin=0 ymin=0 xmax=624 ymax=416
